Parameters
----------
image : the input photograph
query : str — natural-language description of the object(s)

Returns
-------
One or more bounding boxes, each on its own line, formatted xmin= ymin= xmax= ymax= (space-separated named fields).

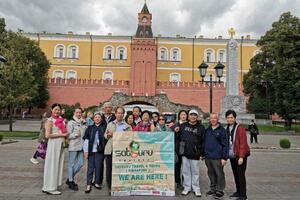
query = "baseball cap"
xmin=189 ymin=109 xmax=199 ymax=115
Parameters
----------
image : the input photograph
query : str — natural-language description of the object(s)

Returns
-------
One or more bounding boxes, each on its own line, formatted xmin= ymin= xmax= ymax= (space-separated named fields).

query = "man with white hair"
xmin=203 ymin=113 xmax=228 ymax=199
xmin=102 ymin=102 xmax=116 ymax=124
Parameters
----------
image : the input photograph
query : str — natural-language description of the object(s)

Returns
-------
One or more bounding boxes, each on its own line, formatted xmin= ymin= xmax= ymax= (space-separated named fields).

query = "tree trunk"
xmin=284 ymin=119 xmax=292 ymax=130
xmin=28 ymin=106 xmax=32 ymax=114
xmin=9 ymin=105 xmax=13 ymax=132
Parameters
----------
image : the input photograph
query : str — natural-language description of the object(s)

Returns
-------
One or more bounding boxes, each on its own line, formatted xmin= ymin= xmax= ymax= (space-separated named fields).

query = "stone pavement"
xmin=0 ymin=139 xmax=300 ymax=200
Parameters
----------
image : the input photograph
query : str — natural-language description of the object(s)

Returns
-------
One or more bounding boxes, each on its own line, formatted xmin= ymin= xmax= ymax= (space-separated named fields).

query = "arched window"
xmin=66 ymin=70 xmax=77 ymax=79
xmin=204 ymin=48 xmax=215 ymax=63
xmin=116 ymin=46 xmax=127 ymax=60
xmin=52 ymin=70 xmax=64 ymax=79
xmin=159 ymin=47 xmax=168 ymax=61
xmin=67 ymin=45 xmax=79 ymax=59
xmin=54 ymin=44 xmax=65 ymax=58
xmin=170 ymin=47 xmax=181 ymax=61
xmin=103 ymin=45 xmax=114 ymax=60
xmin=169 ymin=73 xmax=181 ymax=82
xmin=102 ymin=71 xmax=113 ymax=81
xmin=217 ymin=49 xmax=226 ymax=62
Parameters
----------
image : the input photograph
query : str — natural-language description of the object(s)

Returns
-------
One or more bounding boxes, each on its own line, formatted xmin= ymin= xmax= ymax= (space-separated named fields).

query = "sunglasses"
xmin=159 ymin=118 xmax=165 ymax=121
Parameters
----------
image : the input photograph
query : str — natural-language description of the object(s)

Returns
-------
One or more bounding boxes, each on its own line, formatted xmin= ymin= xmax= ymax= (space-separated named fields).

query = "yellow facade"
xmin=25 ymin=33 xmax=259 ymax=83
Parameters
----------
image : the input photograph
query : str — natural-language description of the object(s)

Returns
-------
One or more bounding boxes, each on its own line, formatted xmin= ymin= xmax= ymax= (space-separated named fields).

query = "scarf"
xmin=139 ymin=121 xmax=151 ymax=131
xmin=73 ymin=115 xmax=85 ymax=125
xmin=157 ymin=124 xmax=167 ymax=131
xmin=51 ymin=114 xmax=67 ymax=133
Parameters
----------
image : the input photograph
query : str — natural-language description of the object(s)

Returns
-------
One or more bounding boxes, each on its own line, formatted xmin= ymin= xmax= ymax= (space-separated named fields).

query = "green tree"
xmin=0 ymin=18 xmax=50 ymax=131
xmin=244 ymin=12 xmax=300 ymax=129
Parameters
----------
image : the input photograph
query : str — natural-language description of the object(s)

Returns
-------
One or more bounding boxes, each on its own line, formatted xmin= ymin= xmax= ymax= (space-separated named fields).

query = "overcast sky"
xmin=0 ymin=0 xmax=299 ymax=39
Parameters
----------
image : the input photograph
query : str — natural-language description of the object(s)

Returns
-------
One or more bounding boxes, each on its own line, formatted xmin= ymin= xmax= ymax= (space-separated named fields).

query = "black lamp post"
xmin=198 ymin=61 xmax=225 ymax=113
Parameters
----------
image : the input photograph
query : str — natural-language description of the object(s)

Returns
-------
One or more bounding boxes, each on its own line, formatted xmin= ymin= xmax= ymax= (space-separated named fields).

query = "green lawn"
xmin=0 ymin=131 xmax=39 ymax=139
xmin=258 ymin=124 xmax=300 ymax=133
xmin=202 ymin=121 xmax=300 ymax=133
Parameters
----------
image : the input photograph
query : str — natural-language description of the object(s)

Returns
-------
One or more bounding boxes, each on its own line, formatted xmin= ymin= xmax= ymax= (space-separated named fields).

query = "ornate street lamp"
xmin=198 ymin=61 xmax=208 ymax=82
xmin=214 ymin=61 xmax=225 ymax=83
xmin=198 ymin=61 xmax=224 ymax=113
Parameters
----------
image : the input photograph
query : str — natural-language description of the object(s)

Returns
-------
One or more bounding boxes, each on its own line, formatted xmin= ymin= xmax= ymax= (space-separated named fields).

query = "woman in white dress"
xmin=42 ymin=103 xmax=69 ymax=195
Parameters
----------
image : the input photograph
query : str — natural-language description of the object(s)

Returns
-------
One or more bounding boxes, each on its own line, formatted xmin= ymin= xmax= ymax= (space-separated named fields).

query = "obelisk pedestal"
xmin=219 ymin=28 xmax=254 ymax=124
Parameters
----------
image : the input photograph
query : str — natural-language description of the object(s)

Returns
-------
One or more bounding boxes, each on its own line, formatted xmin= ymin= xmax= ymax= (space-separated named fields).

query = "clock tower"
xmin=130 ymin=2 xmax=157 ymax=96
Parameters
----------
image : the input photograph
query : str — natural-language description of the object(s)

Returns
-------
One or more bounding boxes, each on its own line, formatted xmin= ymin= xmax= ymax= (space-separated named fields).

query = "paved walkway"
xmin=0 ymin=139 xmax=300 ymax=200
xmin=0 ymin=120 xmax=41 ymax=132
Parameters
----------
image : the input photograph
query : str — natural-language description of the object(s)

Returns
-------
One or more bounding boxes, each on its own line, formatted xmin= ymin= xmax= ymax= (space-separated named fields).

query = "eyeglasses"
xmin=159 ymin=118 xmax=165 ymax=121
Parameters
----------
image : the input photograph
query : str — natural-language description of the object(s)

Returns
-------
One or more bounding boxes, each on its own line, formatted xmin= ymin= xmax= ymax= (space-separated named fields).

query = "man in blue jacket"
xmin=203 ymin=113 xmax=229 ymax=199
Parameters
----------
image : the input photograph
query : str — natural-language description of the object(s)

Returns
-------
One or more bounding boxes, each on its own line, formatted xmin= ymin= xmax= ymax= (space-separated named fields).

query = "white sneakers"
xmin=195 ymin=191 xmax=202 ymax=197
xmin=42 ymin=190 xmax=61 ymax=195
xmin=181 ymin=190 xmax=202 ymax=197
xmin=181 ymin=190 xmax=190 ymax=195
xmin=30 ymin=157 xmax=39 ymax=164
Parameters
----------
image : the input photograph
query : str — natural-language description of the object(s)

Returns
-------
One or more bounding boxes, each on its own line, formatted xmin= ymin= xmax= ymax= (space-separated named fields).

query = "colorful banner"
xmin=111 ymin=131 xmax=175 ymax=196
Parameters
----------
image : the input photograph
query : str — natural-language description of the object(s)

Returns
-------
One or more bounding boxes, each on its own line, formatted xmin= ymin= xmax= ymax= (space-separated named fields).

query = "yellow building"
xmin=23 ymin=4 xmax=259 ymax=85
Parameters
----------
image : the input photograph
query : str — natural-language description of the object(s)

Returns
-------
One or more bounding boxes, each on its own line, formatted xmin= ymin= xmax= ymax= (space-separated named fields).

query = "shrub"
xmin=279 ymin=138 xmax=291 ymax=149
xmin=0 ymin=134 xmax=3 ymax=141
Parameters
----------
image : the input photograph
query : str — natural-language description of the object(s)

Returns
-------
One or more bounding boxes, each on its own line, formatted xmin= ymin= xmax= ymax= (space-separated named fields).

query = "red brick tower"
xmin=130 ymin=2 xmax=157 ymax=96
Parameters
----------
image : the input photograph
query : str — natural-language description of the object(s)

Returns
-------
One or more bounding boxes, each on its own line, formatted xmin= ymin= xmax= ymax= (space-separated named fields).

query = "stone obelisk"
xmin=220 ymin=28 xmax=254 ymax=124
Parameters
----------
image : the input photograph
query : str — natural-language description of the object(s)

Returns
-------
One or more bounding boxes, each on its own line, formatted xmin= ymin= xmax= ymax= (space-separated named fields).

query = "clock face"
xmin=142 ymin=17 xmax=147 ymax=22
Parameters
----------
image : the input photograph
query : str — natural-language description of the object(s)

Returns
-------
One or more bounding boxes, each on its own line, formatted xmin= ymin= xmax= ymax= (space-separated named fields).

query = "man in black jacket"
xmin=203 ymin=113 xmax=229 ymax=199
xmin=248 ymin=120 xmax=259 ymax=143
xmin=175 ymin=109 xmax=205 ymax=197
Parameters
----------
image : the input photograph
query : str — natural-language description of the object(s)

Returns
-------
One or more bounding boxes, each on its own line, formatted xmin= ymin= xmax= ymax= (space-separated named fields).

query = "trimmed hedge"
xmin=279 ymin=138 xmax=291 ymax=149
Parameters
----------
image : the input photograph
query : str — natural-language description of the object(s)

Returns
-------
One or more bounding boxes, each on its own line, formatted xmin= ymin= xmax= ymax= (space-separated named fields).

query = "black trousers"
xmin=250 ymin=133 xmax=258 ymax=143
xmin=205 ymin=159 xmax=226 ymax=192
xmin=105 ymin=154 xmax=112 ymax=189
xmin=87 ymin=152 xmax=104 ymax=185
xmin=230 ymin=157 xmax=248 ymax=198
xmin=175 ymin=155 xmax=182 ymax=184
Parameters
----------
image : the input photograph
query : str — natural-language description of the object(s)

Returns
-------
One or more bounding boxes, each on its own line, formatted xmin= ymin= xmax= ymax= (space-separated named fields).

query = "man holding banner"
xmin=104 ymin=106 xmax=132 ymax=193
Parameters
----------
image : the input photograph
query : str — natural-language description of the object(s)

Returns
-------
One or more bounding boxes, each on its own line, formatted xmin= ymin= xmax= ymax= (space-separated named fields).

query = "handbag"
xmin=37 ymin=141 xmax=47 ymax=159
xmin=179 ymin=141 xmax=185 ymax=155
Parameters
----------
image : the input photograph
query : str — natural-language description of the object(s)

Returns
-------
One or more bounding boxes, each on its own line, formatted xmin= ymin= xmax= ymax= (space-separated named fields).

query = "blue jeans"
xmin=68 ymin=151 xmax=84 ymax=182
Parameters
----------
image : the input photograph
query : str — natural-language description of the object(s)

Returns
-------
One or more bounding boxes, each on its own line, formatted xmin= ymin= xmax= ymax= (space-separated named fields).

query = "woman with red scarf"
xmin=133 ymin=110 xmax=152 ymax=132
xmin=42 ymin=103 xmax=69 ymax=195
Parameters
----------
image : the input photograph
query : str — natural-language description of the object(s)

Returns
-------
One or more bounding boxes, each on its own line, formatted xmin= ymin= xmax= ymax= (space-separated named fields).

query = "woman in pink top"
xmin=133 ymin=110 xmax=152 ymax=132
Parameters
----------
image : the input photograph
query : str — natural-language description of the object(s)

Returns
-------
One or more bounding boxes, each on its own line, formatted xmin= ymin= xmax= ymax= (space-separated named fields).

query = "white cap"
xmin=189 ymin=109 xmax=199 ymax=115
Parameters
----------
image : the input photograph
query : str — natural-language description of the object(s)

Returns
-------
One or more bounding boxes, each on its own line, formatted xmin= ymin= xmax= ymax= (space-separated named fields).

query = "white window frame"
xmin=103 ymin=45 xmax=114 ymax=60
xmin=170 ymin=47 xmax=181 ymax=61
xmin=102 ymin=71 xmax=113 ymax=81
xmin=159 ymin=47 xmax=168 ymax=61
xmin=67 ymin=44 xmax=79 ymax=59
xmin=169 ymin=73 xmax=181 ymax=82
xmin=204 ymin=48 xmax=215 ymax=63
xmin=66 ymin=70 xmax=77 ymax=79
xmin=54 ymin=44 xmax=65 ymax=58
xmin=52 ymin=70 xmax=64 ymax=79
xmin=116 ymin=46 xmax=127 ymax=60
xmin=217 ymin=49 xmax=226 ymax=62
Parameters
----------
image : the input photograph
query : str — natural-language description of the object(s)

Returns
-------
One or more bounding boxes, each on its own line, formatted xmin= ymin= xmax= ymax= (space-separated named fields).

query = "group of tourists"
xmin=30 ymin=102 xmax=250 ymax=200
